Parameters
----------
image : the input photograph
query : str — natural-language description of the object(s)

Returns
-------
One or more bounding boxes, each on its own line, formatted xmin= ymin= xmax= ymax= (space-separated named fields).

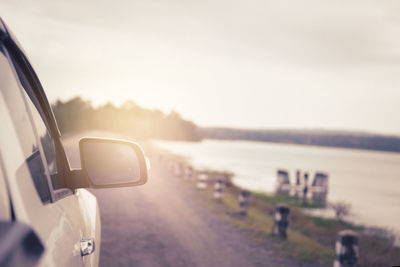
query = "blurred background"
xmin=2 ymin=0 xmax=400 ymax=266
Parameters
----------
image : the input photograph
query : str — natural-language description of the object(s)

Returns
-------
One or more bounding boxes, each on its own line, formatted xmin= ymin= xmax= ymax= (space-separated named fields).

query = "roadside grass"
xmin=193 ymin=173 xmax=400 ymax=267
xmin=153 ymin=151 xmax=400 ymax=267
xmin=206 ymin=185 xmax=334 ymax=266
xmin=358 ymin=231 xmax=400 ymax=267
xmin=252 ymin=192 xmax=323 ymax=209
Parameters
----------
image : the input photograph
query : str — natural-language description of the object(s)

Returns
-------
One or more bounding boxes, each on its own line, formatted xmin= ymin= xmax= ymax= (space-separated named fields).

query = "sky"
xmin=2 ymin=0 xmax=400 ymax=134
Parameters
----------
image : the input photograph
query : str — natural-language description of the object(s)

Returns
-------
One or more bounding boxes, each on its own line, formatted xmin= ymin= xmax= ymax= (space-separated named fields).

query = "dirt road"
xmin=63 ymin=134 xmax=301 ymax=267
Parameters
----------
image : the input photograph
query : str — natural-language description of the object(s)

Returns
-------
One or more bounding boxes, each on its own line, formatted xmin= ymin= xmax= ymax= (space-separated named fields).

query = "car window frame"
xmin=1 ymin=31 xmax=74 ymax=201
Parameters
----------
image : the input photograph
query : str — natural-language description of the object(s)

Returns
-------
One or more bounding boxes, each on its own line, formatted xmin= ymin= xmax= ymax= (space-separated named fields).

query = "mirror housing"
xmin=78 ymin=137 xmax=148 ymax=189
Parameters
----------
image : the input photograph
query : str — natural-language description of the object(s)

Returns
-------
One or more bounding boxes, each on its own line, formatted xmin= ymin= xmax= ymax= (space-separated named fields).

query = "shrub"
xmin=329 ymin=202 xmax=351 ymax=221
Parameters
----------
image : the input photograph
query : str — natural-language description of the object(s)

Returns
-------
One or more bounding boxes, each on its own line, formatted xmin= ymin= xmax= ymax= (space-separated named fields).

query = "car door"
xmin=8 ymin=49 xmax=101 ymax=267
xmin=0 ymin=29 xmax=96 ymax=266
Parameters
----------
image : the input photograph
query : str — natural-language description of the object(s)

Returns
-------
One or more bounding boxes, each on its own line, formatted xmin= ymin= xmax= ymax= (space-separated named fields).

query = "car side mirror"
xmin=79 ymin=138 xmax=148 ymax=189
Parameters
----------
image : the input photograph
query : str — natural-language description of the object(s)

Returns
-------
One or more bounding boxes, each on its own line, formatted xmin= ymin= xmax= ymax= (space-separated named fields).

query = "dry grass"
xmin=155 ymin=155 xmax=400 ymax=267
xmin=198 ymin=172 xmax=400 ymax=267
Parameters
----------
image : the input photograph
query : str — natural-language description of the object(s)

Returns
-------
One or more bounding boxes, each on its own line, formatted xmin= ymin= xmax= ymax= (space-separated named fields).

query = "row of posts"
xmin=159 ymin=156 xmax=359 ymax=267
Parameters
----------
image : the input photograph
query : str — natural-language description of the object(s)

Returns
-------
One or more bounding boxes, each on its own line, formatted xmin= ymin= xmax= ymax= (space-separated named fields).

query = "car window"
xmin=0 ymin=47 xmax=53 ymax=204
xmin=10 ymin=54 xmax=58 ymax=176
xmin=3 ymin=38 xmax=74 ymax=200
xmin=23 ymin=90 xmax=58 ymax=176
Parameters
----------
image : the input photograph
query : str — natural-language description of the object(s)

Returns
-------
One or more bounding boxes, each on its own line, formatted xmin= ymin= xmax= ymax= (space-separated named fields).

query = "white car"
xmin=0 ymin=18 xmax=148 ymax=267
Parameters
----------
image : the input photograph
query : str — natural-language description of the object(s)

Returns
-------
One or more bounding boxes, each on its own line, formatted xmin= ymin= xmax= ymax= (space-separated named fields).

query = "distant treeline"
xmin=52 ymin=97 xmax=400 ymax=152
xmin=52 ymin=97 xmax=201 ymax=141
xmin=200 ymin=127 xmax=400 ymax=153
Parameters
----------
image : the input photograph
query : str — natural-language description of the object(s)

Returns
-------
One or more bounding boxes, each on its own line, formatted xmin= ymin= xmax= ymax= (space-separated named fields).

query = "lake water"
xmin=153 ymin=139 xmax=400 ymax=235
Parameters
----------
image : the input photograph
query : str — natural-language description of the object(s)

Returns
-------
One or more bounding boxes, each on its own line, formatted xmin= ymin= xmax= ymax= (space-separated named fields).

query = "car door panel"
xmin=57 ymin=189 xmax=101 ymax=267
xmin=0 ymin=46 xmax=86 ymax=267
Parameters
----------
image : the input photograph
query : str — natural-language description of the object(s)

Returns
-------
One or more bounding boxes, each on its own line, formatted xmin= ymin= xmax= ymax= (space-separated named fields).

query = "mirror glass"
xmin=81 ymin=141 xmax=141 ymax=185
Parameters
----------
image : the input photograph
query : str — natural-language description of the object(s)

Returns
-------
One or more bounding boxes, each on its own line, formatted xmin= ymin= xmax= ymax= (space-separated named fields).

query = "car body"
xmin=0 ymin=18 xmax=148 ymax=267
